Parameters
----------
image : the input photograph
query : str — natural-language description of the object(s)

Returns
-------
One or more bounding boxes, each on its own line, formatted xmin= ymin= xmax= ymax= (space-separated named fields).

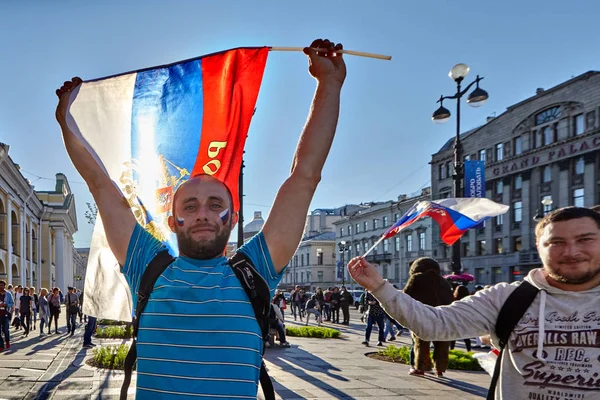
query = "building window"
xmin=543 ymin=126 xmax=554 ymax=145
xmin=513 ymin=201 xmax=522 ymax=222
xmin=447 ymin=161 xmax=453 ymax=177
xmin=307 ymin=271 xmax=311 ymax=282
xmin=513 ymin=136 xmax=522 ymax=155
xmin=340 ymin=227 xmax=344 ymax=237
xmin=301 ymin=254 xmax=304 ymax=266
xmin=464 ymin=154 xmax=471 ymax=163
xmin=495 ymin=143 xmax=503 ymax=161
xmin=575 ymin=157 xmax=585 ymax=175
xmin=462 ymin=242 xmax=469 ymax=257
xmin=394 ymin=237 xmax=400 ymax=252
xmin=514 ymin=175 xmax=522 ymax=190
xmin=317 ymin=271 xmax=323 ymax=282
xmin=479 ymin=149 xmax=486 ymax=162
xmin=383 ymin=216 xmax=388 ymax=227
xmin=301 ymin=272 xmax=304 ymax=282
xmin=373 ymin=219 xmax=378 ymax=230
xmin=419 ymin=232 xmax=426 ymax=250
xmin=382 ymin=265 xmax=388 ymax=279
xmin=573 ymin=188 xmax=585 ymax=207
xmin=575 ymin=114 xmax=585 ymax=135
xmin=492 ymin=267 xmax=502 ymax=284
xmin=495 ymin=214 xmax=503 ymax=226
xmin=477 ymin=240 xmax=486 ymax=255
xmin=355 ymin=243 xmax=360 ymax=254
xmin=496 ymin=180 xmax=503 ymax=195
xmin=317 ymin=250 xmax=323 ymax=265
xmin=439 ymin=163 xmax=446 ymax=180
xmin=494 ymin=238 xmax=503 ymax=254
xmin=363 ymin=221 xmax=368 ymax=232
xmin=542 ymin=165 xmax=551 ymax=183
xmin=406 ymin=235 xmax=413 ymax=252
xmin=307 ymin=253 xmax=310 ymax=265
xmin=364 ymin=242 xmax=370 ymax=253
xmin=513 ymin=236 xmax=522 ymax=252
xmin=383 ymin=239 xmax=389 ymax=253
xmin=356 ymin=223 xmax=360 ymax=233
xmin=536 ymin=106 xmax=561 ymax=125
xmin=394 ymin=213 xmax=399 ymax=221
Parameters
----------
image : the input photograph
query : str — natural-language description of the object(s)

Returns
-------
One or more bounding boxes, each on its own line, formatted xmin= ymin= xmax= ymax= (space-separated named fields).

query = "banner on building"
xmin=336 ymin=261 xmax=344 ymax=281
xmin=464 ymin=160 xmax=485 ymax=198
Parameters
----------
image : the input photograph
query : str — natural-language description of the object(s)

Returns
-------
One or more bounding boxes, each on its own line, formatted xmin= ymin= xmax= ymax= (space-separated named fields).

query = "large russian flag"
xmin=66 ymin=48 xmax=269 ymax=320
xmin=383 ymin=198 xmax=509 ymax=245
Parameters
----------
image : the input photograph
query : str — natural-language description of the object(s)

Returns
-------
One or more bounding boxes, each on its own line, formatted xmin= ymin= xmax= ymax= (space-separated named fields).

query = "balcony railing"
xmin=366 ymin=253 xmax=393 ymax=263
xmin=519 ymin=251 xmax=541 ymax=265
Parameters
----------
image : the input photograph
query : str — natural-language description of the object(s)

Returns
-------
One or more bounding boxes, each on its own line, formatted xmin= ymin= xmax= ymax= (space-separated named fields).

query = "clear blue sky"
xmin=2 ymin=1 xmax=600 ymax=248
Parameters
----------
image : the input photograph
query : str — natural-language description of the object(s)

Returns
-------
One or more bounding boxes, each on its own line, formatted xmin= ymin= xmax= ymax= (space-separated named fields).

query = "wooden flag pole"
xmin=270 ymin=47 xmax=392 ymax=61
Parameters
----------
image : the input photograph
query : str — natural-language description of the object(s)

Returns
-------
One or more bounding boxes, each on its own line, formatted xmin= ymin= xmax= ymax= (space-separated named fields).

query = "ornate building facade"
xmin=333 ymin=188 xmax=432 ymax=288
xmin=430 ymin=71 xmax=600 ymax=285
xmin=0 ymin=142 xmax=79 ymax=291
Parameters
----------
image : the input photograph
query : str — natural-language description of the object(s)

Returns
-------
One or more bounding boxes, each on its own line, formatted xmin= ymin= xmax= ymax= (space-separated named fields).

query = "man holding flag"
xmin=348 ymin=206 xmax=600 ymax=399
xmin=56 ymin=38 xmax=346 ymax=399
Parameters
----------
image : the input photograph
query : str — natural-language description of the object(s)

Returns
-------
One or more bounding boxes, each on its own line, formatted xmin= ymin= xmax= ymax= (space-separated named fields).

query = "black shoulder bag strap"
xmin=487 ymin=281 xmax=539 ymax=400
xmin=120 ymin=250 xmax=174 ymax=400
xmin=229 ymin=252 xmax=275 ymax=400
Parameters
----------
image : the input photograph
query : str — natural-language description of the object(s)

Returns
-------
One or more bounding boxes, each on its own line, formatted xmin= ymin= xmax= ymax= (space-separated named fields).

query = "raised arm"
xmin=262 ymin=39 xmax=346 ymax=272
xmin=55 ymin=78 xmax=136 ymax=266
xmin=348 ymin=257 xmax=503 ymax=342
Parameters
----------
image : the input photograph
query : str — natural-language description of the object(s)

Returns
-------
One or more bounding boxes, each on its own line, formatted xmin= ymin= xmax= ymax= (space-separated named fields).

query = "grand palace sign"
xmin=490 ymin=132 xmax=600 ymax=178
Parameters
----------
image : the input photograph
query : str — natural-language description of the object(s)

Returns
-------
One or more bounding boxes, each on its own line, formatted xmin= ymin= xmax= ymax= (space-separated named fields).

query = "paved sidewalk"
xmin=0 ymin=308 xmax=491 ymax=399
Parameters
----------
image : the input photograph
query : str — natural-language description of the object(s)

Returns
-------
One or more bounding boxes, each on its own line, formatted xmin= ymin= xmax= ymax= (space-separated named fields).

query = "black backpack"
xmin=120 ymin=250 xmax=275 ymax=400
xmin=487 ymin=280 xmax=540 ymax=400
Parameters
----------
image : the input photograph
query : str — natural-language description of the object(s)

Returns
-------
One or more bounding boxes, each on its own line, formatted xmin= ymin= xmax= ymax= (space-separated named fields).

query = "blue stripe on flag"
xmin=131 ymin=59 xmax=204 ymax=186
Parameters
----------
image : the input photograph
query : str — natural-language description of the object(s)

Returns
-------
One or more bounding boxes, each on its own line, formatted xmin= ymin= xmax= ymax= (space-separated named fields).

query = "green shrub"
xmin=377 ymin=344 xmax=411 ymax=363
xmin=91 ymin=344 xmax=131 ymax=370
xmin=95 ymin=325 xmax=133 ymax=339
xmin=97 ymin=319 xmax=129 ymax=326
xmin=376 ymin=345 xmax=483 ymax=371
xmin=285 ymin=326 xmax=340 ymax=338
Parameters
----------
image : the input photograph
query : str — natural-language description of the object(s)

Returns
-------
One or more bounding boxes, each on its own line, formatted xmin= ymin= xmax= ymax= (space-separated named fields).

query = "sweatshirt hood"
xmin=524 ymin=268 xmax=600 ymax=361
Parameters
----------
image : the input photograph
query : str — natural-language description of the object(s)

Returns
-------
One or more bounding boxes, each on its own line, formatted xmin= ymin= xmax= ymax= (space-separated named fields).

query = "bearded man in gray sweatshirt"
xmin=348 ymin=206 xmax=600 ymax=399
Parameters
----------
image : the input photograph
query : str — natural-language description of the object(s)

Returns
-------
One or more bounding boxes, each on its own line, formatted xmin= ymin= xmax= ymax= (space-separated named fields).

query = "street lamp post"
xmin=533 ymin=197 xmax=554 ymax=222
xmin=338 ymin=241 xmax=350 ymax=287
xmin=432 ymin=63 xmax=489 ymax=274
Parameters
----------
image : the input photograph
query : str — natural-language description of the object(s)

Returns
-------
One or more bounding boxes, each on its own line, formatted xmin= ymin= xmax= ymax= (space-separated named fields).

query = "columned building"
xmin=333 ymin=188 xmax=432 ymax=288
xmin=279 ymin=206 xmax=360 ymax=291
xmin=431 ymin=71 xmax=600 ymax=285
xmin=0 ymin=142 xmax=79 ymax=291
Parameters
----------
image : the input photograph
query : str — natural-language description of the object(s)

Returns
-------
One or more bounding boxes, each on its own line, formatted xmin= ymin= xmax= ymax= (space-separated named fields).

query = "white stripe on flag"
xmin=433 ymin=198 xmax=509 ymax=221
xmin=66 ymin=73 xmax=138 ymax=321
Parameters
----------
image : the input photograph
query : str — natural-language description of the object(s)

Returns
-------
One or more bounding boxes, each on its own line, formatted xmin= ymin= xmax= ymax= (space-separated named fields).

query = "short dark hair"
xmin=535 ymin=206 xmax=600 ymax=241
xmin=0 ymin=280 xmax=5 ymax=286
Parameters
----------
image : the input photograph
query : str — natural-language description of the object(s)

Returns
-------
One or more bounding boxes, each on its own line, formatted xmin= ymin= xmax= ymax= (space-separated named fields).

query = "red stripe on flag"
xmin=425 ymin=210 xmax=466 ymax=245
xmin=192 ymin=47 xmax=269 ymax=211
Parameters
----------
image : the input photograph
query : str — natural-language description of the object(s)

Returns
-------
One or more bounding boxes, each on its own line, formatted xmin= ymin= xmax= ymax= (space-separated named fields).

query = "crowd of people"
xmin=0 ymin=282 xmax=97 ymax=352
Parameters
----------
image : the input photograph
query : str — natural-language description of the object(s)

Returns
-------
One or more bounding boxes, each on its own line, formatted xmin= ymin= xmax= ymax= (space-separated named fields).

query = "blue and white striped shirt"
xmin=123 ymin=223 xmax=283 ymax=399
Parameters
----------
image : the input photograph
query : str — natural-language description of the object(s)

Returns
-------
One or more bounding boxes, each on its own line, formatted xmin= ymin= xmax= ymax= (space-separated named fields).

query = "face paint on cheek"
xmin=176 ymin=216 xmax=185 ymax=227
xmin=219 ymin=209 xmax=230 ymax=225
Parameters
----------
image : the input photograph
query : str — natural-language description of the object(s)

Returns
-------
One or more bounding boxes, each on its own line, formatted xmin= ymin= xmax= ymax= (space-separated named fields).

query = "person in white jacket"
xmin=348 ymin=206 xmax=600 ymax=399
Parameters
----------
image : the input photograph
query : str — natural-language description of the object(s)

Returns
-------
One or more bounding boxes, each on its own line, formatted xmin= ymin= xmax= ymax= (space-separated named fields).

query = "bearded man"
xmin=56 ymin=38 xmax=346 ymax=399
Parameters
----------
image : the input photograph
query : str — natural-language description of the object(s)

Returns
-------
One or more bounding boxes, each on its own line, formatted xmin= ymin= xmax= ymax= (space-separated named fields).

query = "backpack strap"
xmin=487 ymin=281 xmax=539 ymax=400
xmin=121 ymin=250 xmax=174 ymax=400
xmin=228 ymin=252 xmax=275 ymax=400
